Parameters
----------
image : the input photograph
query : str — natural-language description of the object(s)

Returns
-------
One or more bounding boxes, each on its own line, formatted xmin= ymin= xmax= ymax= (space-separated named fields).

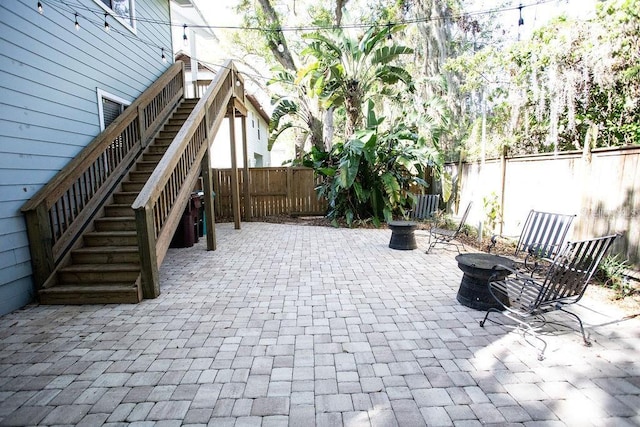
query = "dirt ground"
xmin=221 ymin=215 xmax=640 ymax=317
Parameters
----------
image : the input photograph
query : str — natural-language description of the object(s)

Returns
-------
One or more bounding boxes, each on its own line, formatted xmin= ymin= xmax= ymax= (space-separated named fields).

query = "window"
xmin=97 ymin=89 xmax=131 ymax=130
xmin=258 ymin=124 xmax=261 ymax=140
xmin=94 ymin=0 xmax=136 ymax=32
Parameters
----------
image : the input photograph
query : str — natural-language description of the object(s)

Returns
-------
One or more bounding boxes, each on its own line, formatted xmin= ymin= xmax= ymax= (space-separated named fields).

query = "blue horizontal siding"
xmin=0 ymin=0 xmax=173 ymax=315
xmin=0 ymin=278 xmax=35 ymax=316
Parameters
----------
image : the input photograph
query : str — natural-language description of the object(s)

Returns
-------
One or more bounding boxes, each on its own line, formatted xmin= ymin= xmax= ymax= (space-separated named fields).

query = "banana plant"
xmin=308 ymin=100 xmax=440 ymax=226
xmin=300 ymin=24 xmax=415 ymax=140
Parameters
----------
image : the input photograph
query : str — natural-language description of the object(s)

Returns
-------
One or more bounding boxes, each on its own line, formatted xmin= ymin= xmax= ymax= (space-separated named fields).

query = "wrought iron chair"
xmin=410 ymin=194 xmax=440 ymax=220
xmin=516 ymin=210 xmax=576 ymax=271
xmin=480 ymin=234 xmax=619 ymax=360
xmin=425 ymin=202 xmax=473 ymax=254
xmin=489 ymin=210 xmax=576 ymax=273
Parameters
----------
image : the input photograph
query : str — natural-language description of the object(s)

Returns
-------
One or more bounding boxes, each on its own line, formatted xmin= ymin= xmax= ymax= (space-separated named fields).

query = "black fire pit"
xmin=455 ymin=253 xmax=514 ymax=310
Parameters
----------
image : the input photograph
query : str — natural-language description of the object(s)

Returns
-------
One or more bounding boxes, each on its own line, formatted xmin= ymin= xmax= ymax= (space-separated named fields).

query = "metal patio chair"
xmin=410 ymin=194 xmax=440 ymax=221
xmin=490 ymin=210 xmax=576 ymax=273
xmin=425 ymin=202 xmax=473 ymax=254
xmin=480 ymin=234 xmax=619 ymax=360
xmin=515 ymin=210 xmax=576 ymax=271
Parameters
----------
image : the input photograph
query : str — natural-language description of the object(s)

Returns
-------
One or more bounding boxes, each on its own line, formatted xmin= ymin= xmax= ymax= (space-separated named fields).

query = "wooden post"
xmin=241 ymin=116 xmax=251 ymax=221
xmin=228 ymin=106 xmax=241 ymax=229
xmin=201 ymin=149 xmax=216 ymax=250
xmin=137 ymin=105 xmax=147 ymax=147
xmin=499 ymin=145 xmax=508 ymax=235
xmin=135 ymin=207 xmax=160 ymax=298
xmin=286 ymin=167 xmax=293 ymax=215
xmin=23 ymin=205 xmax=55 ymax=290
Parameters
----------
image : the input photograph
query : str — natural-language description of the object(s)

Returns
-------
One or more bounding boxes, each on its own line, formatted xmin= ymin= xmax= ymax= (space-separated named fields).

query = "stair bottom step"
xmin=39 ymin=283 xmax=142 ymax=304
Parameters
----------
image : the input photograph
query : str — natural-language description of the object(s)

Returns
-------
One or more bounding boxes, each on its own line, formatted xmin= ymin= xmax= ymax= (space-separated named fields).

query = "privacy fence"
xmin=212 ymin=167 xmax=328 ymax=218
xmin=447 ymin=146 xmax=640 ymax=267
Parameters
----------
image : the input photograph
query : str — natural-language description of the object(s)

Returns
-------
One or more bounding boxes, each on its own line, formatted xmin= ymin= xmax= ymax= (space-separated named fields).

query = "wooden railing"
xmin=213 ymin=167 xmax=328 ymax=218
xmin=21 ymin=63 xmax=185 ymax=289
xmin=133 ymin=60 xmax=244 ymax=298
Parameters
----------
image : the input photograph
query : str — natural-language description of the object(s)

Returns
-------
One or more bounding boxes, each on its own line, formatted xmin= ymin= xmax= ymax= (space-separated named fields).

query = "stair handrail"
xmin=21 ymin=62 xmax=185 ymax=290
xmin=132 ymin=60 xmax=244 ymax=298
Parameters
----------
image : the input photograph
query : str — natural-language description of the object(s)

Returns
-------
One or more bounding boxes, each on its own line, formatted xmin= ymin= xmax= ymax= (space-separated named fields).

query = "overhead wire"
xmin=43 ymin=0 xmax=559 ymax=33
xmin=34 ymin=0 xmax=566 ymax=89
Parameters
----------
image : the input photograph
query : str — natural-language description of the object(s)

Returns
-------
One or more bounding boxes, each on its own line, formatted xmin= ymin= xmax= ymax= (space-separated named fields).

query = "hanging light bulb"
xmin=104 ymin=13 xmax=110 ymax=32
xmin=518 ymin=4 xmax=524 ymax=26
xmin=37 ymin=1 xmax=43 ymax=14
xmin=161 ymin=48 xmax=167 ymax=63
xmin=183 ymin=24 xmax=188 ymax=47
xmin=74 ymin=13 xmax=80 ymax=31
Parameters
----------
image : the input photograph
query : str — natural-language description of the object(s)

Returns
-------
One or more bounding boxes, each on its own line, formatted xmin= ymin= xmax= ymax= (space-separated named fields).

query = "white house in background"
xmin=210 ymin=93 xmax=272 ymax=168
xmin=171 ymin=52 xmax=272 ymax=168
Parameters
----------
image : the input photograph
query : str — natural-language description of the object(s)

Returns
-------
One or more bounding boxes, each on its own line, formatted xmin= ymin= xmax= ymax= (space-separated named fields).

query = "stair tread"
xmin=41 ymin=283 xmax=139 ymax=292
xmin=96 ymin=216 xmax=135 ymax=221
xmin=39 ymin=282 xmax=142 ymax=305
xmin=60 ymin=263 xmax=140 ymax=272
xmin=73 ymin=246 xmax=138 ymax=253
xmin=85 ymin=230 xmax=136 ymax=236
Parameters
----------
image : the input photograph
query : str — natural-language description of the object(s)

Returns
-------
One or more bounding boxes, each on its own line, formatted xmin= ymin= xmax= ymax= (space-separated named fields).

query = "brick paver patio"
xmin=0 ymin=222 xmax=638 ymax=426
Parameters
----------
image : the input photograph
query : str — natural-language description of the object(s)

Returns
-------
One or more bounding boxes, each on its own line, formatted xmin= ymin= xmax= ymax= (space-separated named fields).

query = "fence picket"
xmin=213 ymin=167 xmax=328 ymax=219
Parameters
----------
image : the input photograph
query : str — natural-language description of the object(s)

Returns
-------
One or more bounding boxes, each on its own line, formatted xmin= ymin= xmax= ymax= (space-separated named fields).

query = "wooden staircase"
xmin=39 ymin=99 xmax=199 ymax=304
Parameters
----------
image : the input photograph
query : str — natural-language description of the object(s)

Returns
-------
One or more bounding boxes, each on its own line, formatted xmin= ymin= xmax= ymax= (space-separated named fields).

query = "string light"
xmin=74 ymin=12 xmax=80 ymax=31
xmin=183 ymin=24 xmax=188 ymax=46
xmin=42 ymin=0 xmax=552 ymax=33
xmin=39 ymin=0 xmax=556 ymax=75
xmin=518 ymin=4 xmax=524 ymax=26
xmin=161 ymin=47 xmax=167 ymax=63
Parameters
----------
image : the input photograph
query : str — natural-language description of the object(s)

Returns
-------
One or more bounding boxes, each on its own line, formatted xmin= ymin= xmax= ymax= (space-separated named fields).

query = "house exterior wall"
xmin=0 ymin=0 xmax=173 ymax=315
xmin=246 ymin=106 xmax=271 ymax=167
xmin=210 ymin=103 xmax=271 ymax=168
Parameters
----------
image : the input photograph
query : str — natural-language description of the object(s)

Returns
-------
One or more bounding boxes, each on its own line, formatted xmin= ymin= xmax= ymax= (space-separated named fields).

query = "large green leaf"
xmin=269 ymin=98 xmax=299 ymax=132
xmin=371 ymin=45 xmax=414 ymax=65
xmin=441 ymin=171 xmax=453 ymax=203
xmin=375 ymin=65 xmax=415 ymax=90
xmin=380 ymin=172 xmax=401 ymax=203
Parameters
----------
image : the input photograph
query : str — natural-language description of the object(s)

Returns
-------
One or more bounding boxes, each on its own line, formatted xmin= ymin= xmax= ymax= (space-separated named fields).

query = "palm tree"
xmin=267 ymin=68 xmax=324 ymax=157
xmin=301 ymin=24 xmax=415 ymax=139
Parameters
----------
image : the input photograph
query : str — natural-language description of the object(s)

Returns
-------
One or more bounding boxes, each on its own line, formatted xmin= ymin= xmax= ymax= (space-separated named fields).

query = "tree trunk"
xmin=256 ymin=0 xmax=326 ymax=153
xmin=324 ymin=107 xmax=335 ymax=151
xmin=256 ymin=0 xmax=297 ymax=72
xmin=335 ymin=0 xmax=350 ymax=26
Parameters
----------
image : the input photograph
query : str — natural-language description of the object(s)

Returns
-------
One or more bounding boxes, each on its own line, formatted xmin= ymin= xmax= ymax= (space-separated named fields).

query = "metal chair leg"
xmin=559 ymin=307 xmax=592 ymax=347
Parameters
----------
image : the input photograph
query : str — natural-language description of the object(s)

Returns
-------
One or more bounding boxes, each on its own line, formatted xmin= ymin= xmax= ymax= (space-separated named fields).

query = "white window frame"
xmin=93 ymin=0 xmax=137 ymax=34
xmin=97 ymin=89 xmax=131 ymax=131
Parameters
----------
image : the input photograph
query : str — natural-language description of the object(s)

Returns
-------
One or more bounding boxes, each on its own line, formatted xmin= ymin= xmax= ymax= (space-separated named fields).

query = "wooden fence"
xmin=212 ymin=167 xmax=328 ymax=219
xmin=446 ymin=146 xmax=640 ymax=267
